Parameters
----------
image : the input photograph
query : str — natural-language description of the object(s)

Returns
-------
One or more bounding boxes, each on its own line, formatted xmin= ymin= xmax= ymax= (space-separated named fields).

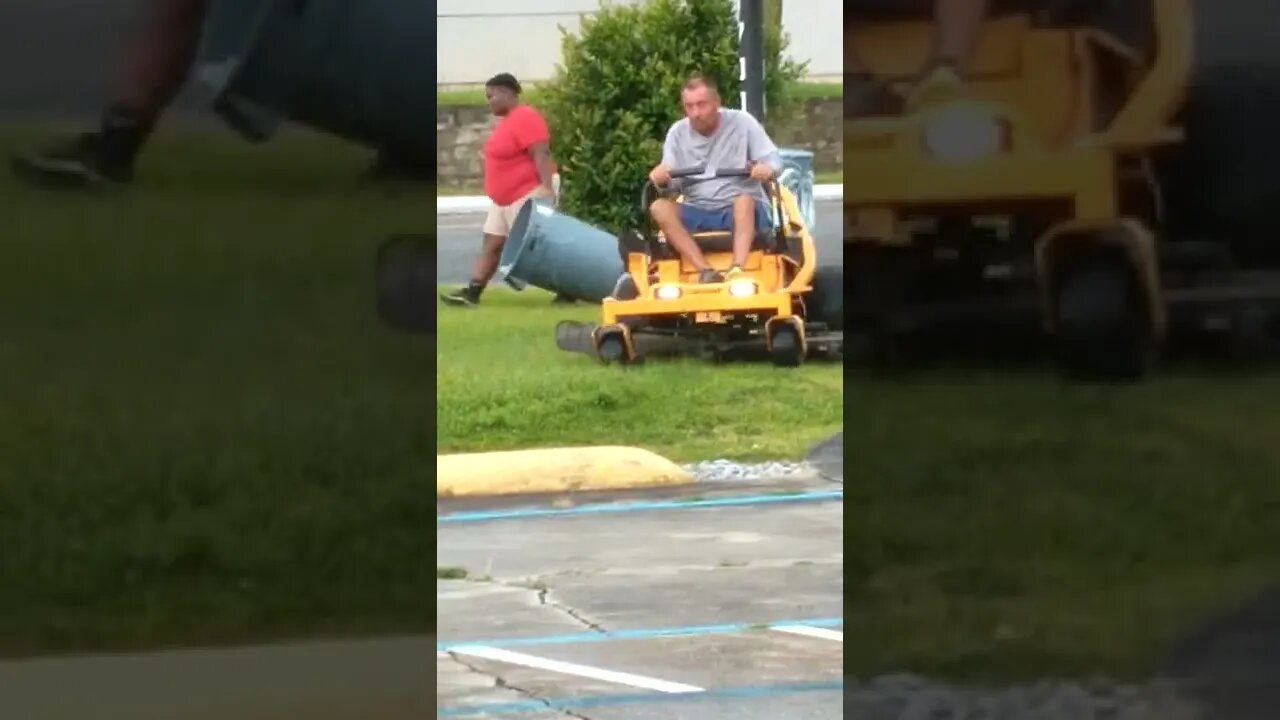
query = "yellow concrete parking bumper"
xmin=436 ymin=446 xmax=693 ymax=497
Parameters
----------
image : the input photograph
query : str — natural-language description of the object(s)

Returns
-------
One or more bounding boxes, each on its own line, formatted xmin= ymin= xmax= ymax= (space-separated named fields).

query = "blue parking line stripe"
xmin=437 ymin=490 xmax=844 ymax=524
xmin=436 ymin=679 xmax=844 ymax=716
xmin=437 ymin=616 xmax=843 ymax=652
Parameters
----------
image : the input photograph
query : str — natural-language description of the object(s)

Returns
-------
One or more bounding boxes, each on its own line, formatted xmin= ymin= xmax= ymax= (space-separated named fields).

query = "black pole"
xmin=739 ymin=0 xmax=765 ymax=122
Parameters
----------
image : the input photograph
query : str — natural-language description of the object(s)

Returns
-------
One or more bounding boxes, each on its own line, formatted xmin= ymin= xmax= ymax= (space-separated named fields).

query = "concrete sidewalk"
xmin=0 ymin=636 xmax=433 ymax=720
xmin=437 ymin=472 xmax=844 ymax=719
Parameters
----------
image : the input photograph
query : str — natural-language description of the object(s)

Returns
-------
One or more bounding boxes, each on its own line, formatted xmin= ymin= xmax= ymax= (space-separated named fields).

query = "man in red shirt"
xmin=441 ymin=73 xmax=559 ymax=307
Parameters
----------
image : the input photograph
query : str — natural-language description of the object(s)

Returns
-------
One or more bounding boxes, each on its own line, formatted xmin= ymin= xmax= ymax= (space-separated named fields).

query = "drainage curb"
xmin=805 ymin=432 xmax=843 ymax=483
xmin=437 ymin=446 xmax=694 ymax=497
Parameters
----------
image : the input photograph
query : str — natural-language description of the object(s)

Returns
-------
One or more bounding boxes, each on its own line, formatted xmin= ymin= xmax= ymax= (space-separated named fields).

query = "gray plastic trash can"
xmin=777 ymin=148 xmax=817 ymax=231
xmin=498 ymin=201 xmax=625 ymax=302
xmin=194 ymin=0 xmax=432 ymax=159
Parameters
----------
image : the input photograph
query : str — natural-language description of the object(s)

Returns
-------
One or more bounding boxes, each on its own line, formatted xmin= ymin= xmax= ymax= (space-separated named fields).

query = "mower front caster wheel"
xmin=595 ymin=330 xmax=637 ymax=366
xmin=1054 ymin=258 xmax=1156 ymax=382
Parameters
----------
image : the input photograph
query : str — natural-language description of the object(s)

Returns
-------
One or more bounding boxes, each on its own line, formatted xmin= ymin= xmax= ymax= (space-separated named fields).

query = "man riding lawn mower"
xmin=587 ymin=165 xmax=843 ymax=367
xmin=845 ymin=0 xmax=1280 ymax=380
xmin=578 ymin=77 xmax=839 ymax=367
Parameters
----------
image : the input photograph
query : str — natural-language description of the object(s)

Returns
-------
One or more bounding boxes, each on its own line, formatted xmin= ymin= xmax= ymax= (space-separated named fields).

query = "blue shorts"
xmin=678 ymin=199 xmax=774 ymax=234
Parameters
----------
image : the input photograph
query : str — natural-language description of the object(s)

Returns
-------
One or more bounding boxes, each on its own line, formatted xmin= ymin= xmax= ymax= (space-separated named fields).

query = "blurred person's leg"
xmin=440 ymin=186 xmax=556 ymax=307
xmin=907 ymin=0 xmax=990 ymax=107
xmin=933 ymin=0 xmax=991 ymax=72
xmin=11 ymin=0 xmax=208 ymax=186
xmin=847 ymin=0 xmax=995 ymax=116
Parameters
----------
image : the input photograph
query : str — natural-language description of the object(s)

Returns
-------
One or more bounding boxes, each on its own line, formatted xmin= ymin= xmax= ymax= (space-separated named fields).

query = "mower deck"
xmin=857 ymin=270 xmax=1280 ymax=350
xmin=555 ymin=320 xmax=844 ymax=362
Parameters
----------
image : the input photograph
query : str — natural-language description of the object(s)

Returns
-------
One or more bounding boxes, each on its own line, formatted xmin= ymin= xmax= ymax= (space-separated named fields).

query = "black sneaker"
xmin=846 ymin=72 xmax=905 ymax=119
xmin=364 ymin=147 xmax=434 ymax=183
xmin=698 ymin=269 xmax=724 ymax=284
xmin=440 ymin=287 xmax=480 ymax=307
xmin=11 ymin=132 xmax=137 ymax=188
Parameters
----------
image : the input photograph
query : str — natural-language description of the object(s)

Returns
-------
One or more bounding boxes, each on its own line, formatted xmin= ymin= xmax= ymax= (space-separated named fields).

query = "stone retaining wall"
xmin=436 ymin=98 xmax=842 ymax=189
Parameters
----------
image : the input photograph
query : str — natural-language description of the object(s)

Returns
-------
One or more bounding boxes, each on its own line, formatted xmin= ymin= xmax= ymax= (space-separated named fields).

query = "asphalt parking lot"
xmin=436 ymin=470 xmax=844 ymax=719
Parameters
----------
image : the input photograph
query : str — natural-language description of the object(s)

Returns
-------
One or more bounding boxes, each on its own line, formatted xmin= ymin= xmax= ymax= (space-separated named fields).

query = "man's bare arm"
xmin=528 ymin=141 xmax=556 ymax=194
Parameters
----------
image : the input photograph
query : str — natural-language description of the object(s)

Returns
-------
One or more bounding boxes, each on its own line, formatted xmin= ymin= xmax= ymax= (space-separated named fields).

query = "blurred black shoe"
xmin=440 ymin=284 xmax=482 ymax=307
xmin=365 ymin=147 xmax=434 ymax=182
xmin=11 ymin=129 xmax=140 ymax=187
xmin=846 ymin=72 xmax=905 ymax=118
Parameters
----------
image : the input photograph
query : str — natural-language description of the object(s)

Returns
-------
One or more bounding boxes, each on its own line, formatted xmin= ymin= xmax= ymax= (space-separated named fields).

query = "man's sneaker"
xmin=11 ymin=132 xmax=136 ymax=188
xmin=698 ymin=269 xmax=724 ymax=284
xmin=440 ymin=287 xmax=480 ymax=307
xmin=846 ymin=72 xmax=905 ymax=118
xmin=723 ymin=266 xmax=745 ymax=280
xmin=906 ymin=63 xmax=966 ymax=111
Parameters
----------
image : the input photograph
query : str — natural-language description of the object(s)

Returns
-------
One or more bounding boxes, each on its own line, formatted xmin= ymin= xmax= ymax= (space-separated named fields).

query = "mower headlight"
xmin=921 ymin=105 xmax=1007 ymax=162
xmin=727 ymin=279 xmax=757 ymax=298
xmin=654 ymin=285 xmax=682 ymax=300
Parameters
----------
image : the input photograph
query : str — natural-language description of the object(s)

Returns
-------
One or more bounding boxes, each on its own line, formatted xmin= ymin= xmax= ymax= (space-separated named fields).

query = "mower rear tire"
xmin=375 ymin=233 xmax=434 ymax=333
xmin=1054 ymin=258 xmax=1156 ymax=382
xmin=807 ymin=264 xmax=845 ymax=331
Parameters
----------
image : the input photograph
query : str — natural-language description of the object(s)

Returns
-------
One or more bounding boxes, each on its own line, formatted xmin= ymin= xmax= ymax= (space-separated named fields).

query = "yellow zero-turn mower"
xmin=845 ymin=0 xmax=1280 ymax=380
xmin=577 ymin=166 xmax=843 ymax=367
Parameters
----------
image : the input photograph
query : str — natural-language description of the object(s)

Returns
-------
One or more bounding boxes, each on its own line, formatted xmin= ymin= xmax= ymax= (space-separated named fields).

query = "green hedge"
xmin=436 ymin=81 xmax=841 ymax=109
xmin=519 ymin=0 xmax=810 ymax=231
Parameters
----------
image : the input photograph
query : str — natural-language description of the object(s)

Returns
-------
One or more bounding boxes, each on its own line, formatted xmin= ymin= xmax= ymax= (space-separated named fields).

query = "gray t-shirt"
xmin=661 ymin=108 xmax=783 ymax=209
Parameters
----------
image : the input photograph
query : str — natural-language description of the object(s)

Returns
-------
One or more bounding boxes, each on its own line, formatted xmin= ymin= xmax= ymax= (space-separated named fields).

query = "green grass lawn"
xmin=847 ymin=368 xmax=1280 ymax=682
xmin=436 ymin=290 xmax=842 ymax=461
xmin=13 ymin=119 xmax=1277 ymax=685
xmin=0 ymin=127 xmax=434 ymax=658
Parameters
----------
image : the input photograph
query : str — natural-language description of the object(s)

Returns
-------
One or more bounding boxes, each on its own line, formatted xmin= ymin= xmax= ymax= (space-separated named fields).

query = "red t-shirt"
xmin=483 ymin=104 xmax=551 ymax=206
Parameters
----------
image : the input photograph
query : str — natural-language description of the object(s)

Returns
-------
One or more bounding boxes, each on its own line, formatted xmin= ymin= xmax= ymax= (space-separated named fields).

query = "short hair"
xmin=682 ymin=73 xmax=718 ymax=95
xmin=485 ymin=72 xmax=522 ymax=95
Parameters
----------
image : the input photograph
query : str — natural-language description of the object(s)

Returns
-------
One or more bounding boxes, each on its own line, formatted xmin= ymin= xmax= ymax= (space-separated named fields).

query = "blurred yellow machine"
xmin=845 ymin=0 xmax=1280 ymax=379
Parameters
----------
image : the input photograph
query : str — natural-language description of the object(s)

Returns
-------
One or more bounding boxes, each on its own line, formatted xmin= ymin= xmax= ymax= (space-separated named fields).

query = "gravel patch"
xmin=847 ymin=674 xmax=1210 ymax=720
xmin=681 ymin=459 xmax=814 ymax=482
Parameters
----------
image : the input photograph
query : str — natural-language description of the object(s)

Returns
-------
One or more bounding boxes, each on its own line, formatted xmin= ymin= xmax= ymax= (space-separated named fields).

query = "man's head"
xmin=681 ymin=74 xmax=722 ymax=135
xmin=485 ymin=73 xmax=522 ymax=116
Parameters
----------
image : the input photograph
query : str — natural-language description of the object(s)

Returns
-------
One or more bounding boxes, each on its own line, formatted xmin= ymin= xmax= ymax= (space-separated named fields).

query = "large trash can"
xmin=498 ymin=201 xmax=625 ymax=303
xmin=1158 ymin=0 xmax=1280 ymax=267
xmin=194 ymin=0 xmax=433 ymax=160
xmin=777 ymin=148 xmax=818 ymax=232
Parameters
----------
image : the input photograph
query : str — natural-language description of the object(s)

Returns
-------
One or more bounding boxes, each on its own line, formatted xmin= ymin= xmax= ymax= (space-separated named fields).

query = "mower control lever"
xmin=669 ymin=166 xmax=752 ymax=180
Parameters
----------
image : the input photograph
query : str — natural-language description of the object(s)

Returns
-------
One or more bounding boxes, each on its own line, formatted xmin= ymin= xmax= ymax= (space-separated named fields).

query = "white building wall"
xmin=436 ymin=0 xmax=842 ymax=87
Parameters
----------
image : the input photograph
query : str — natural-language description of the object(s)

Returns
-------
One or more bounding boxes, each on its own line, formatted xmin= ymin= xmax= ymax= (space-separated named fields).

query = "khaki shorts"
xmin=483 ymin=185 xmax=554 ymax=237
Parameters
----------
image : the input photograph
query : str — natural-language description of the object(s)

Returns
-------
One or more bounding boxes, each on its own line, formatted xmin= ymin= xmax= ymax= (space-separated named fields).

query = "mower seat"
xmin=690 ymin=230 xmax=779 ymax=254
